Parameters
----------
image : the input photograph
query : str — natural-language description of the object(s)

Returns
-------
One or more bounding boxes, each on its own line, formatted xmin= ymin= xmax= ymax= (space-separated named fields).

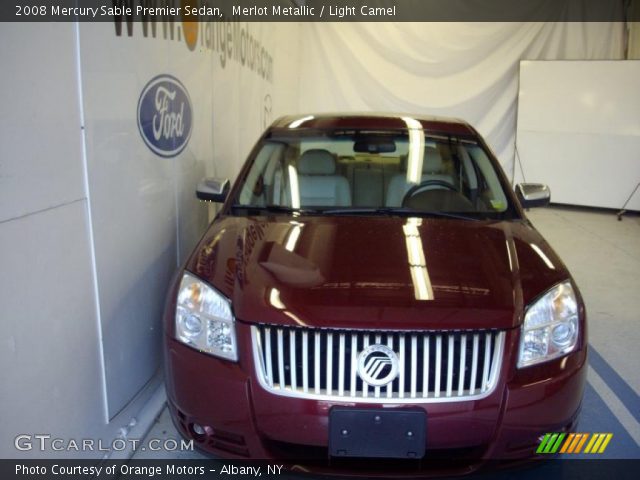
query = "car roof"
xmin=270 ymin=112 xmax=476 ymax=135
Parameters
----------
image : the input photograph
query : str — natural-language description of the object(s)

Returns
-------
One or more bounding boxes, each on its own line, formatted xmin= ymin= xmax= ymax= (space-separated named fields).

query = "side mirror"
xmin=516 ymin=183 xmax=550 ymax=208
xmin=196 ymin=177 xmax=230 ymax=203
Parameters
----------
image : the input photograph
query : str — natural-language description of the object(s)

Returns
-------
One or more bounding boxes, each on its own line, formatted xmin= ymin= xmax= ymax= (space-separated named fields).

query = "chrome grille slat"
xmin=289 ymin=329 xmax=297 ymax=391
xmin=470 ymin=333 xmax=479 ymax=395
xmin=399 ymin=335 xmax=406 ymax=399
xmin=435 ymin=335 xmax=442 ymax=398
xmin=481 ymin=332 xmax=492 ymax=392
xmin=362 ymin=335 xmax=369 ymax=398
xmin=350 ymin=335 xmax=357 ymax=397
xmin=302 ymin=331 xmax=309 ymax=393
xmin=338 ymin=333 xmax=346 ymax=396
xmin=252 ymin=326 xmax=505 ymax=404
xmin=264 ymin=327 xmax=273 ymax=387
xmin=314 ymin=332 xmax=320 ymax=394
xmin=326 ymin=332 xmax=333 ymax=395
xmin=277 ymin=329 xmax=285 ymax=389
xmin=410 ymin=335 xmax=417 ymax=398
xmin=458 ymin=334 xmax=467 ymax=396
xmin=422 ymin=335 xmax=429 ymax=398
xmin=446 ymin=334 xmax=454 ymax=397
xmin=386 ymin=334 xmax=394 ymax=398
xmin=374 ymin=334 xmax=382 ymax=398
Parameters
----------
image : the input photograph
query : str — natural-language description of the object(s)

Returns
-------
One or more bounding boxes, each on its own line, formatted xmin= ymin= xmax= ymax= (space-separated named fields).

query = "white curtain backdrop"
xmin=298 ymin=22 xmax=625 ymax=179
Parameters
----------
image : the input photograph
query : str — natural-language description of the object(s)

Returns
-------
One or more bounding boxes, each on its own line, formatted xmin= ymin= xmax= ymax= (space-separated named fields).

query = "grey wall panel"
xmin=0 ymin=23 xmax=85 ymax=223
xmin=0 ymin=201 xmax=105 ymax=457
xmin=77 ymin=23 xmax=193 ymax=418
xmin=81 ymin=117 xmax=178 ymax=419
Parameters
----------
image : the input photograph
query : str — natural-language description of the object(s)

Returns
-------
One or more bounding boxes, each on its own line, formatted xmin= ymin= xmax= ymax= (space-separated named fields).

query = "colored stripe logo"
xmin=537 ymin=433 xmax=613 ymax=454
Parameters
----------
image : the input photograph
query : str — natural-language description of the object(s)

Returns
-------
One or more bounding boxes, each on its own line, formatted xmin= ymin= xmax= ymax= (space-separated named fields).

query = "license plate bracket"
xmin=329 ymin=407 xmax=426 ymax=459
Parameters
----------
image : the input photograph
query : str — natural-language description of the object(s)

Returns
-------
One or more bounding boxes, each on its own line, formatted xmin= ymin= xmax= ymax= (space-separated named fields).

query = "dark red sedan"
xmin=163 ymin=113 xmax=587 ymax=473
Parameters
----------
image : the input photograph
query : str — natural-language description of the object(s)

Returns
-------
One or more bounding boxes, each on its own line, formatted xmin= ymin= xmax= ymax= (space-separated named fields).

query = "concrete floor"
xmin=134 ymin=207 xmax=640 ymax=468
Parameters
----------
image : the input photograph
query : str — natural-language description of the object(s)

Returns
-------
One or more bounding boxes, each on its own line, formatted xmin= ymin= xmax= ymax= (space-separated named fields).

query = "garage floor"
xmin=134 ymin=207 xmax=640 ymax=470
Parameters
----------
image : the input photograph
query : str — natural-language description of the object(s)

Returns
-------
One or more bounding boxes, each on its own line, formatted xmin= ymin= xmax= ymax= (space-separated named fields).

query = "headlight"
xmin=175 ymin=272 xmax=238 ymax=361
xmin=517 ymin=280 xmax=579 ymax=368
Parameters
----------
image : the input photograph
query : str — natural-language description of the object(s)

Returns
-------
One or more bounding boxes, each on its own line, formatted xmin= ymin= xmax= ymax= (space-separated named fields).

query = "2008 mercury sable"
xmin=163 ymin=113 xmax=587 ymax=474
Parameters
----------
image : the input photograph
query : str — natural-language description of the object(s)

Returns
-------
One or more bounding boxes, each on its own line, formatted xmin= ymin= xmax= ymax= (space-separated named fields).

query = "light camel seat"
xmin=297 ymin=149 xmax=351 ymax=207
xmin=353 ymin=166 xmax=384 ymax=206
xmin=385 ymin=146 xmax=455 ymax=206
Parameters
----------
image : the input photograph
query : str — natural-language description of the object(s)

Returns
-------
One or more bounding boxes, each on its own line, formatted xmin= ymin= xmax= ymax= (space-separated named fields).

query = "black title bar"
xmin=1 ymin=0 xmax=637 ymax=22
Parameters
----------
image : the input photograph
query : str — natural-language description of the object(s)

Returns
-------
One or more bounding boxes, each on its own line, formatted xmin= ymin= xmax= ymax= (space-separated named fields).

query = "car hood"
xmin=186 ymin=215 xmax=570 ymax=330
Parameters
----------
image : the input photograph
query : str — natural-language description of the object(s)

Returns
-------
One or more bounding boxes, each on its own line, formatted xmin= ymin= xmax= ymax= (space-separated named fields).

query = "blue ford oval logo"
xmin=137 ymin=74 xmax=192 ymax=157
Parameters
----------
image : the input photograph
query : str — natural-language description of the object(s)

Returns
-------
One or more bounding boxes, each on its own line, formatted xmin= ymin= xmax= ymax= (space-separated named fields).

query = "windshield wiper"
xmin=320 ymin=207 xmax=480 ymax=221
xmin=231 ymin=204 xmax=321 ymax=215
xmin=232 ymin=204 xmax=481 ymax=221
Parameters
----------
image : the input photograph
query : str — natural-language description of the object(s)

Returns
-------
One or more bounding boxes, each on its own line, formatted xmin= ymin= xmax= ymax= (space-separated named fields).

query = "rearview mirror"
xmin=196 ymin=177 xmax=230 ymax=203
xmin=516 ymin=183 xmax=550 ymax=208
xmin=353 ymin=136 xmax=397 ymax=154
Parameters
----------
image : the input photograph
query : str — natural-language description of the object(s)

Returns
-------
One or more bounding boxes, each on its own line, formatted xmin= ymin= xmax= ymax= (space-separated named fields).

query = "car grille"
xmin=251 ymin=325 xmax=505 ymax=403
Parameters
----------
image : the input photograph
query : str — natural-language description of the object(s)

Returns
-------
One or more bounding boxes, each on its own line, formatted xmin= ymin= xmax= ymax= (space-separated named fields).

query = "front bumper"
xmin=164 ymin=321 xmax=587 ymax=474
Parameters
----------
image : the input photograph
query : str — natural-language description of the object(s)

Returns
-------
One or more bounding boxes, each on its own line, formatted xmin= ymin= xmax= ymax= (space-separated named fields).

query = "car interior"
xmin=238 ymin=134 xmax=509 ymax=214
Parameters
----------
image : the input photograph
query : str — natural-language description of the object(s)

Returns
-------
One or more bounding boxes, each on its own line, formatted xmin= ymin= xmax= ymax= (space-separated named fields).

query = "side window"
xmin=238 ymin=143 xmax=283 ymax=205
xmin=466 ymin=146 xmax=508 ymax=212
xmin=456 ymin=144 xmax=478 ymax=197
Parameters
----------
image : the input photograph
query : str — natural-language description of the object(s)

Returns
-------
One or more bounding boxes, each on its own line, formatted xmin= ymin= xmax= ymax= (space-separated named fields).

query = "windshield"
xmin=232 ymin=129 xmax=516 ymax=220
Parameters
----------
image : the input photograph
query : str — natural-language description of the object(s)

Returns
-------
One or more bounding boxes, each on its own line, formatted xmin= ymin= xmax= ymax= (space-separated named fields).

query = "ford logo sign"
xmin=137 ymin=74 xmax=192 ymax=157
